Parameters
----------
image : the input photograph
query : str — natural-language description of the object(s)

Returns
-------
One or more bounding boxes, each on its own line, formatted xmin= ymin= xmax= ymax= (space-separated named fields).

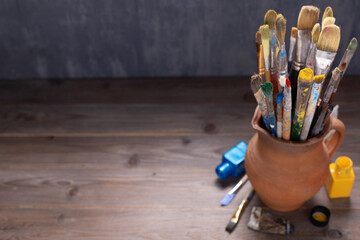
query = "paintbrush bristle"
xmin=260 ymin=82 xmax=273 ymax=95
xmin=322 ymin=6 xmax=333 ymax=23
xmin=259 ymin=24 xmax=270 ymax=40
xmin=312 ymin=23 xmax=320 ymax=44
xmin=276 ymin=14 xmax=286 ymax=44
xmin=291 ymin=27 xmax=297 ymax=38
xmin=298 ymin=68 xmax=314 ymax=83
xmin=322 ymin=17 xmax=336 ymax=29
xmin=250 ymin=74 xmax=263 ymax=94
xmin=256 ymin=31 xmax=262 ymax=45
xmin=225 ymin=220 xmax=237 ymax=233
xmin=317 ymin=24 xmax=341 ymax=53
xmin=259 ymin=25 xmax=270 ymax=57
xmin=297 ymin=6 xmax=320 ymax=30
xmin=314 ymin=75 xmax=325 ymax=84
xmin=264 ymin=10 xmax=277 ymax=29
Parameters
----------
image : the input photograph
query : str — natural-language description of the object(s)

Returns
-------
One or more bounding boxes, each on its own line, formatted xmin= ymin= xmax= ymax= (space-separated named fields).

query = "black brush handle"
xmin=288 ymin=68 xmax=299 ymax=116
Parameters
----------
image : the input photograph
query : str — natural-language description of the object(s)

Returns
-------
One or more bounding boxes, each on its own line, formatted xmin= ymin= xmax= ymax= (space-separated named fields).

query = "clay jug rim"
xmin=251 ymin=106 xmax=332 ymax=147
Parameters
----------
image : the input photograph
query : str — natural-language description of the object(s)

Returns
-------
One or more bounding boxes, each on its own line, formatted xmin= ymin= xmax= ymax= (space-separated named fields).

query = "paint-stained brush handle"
xmin=282 ymin=79 xmax=292 ymax=140
xmin=261 ymin=82 xmax=277 ymax=136
xmin=338 ymin=37 xmax=358 ymax=72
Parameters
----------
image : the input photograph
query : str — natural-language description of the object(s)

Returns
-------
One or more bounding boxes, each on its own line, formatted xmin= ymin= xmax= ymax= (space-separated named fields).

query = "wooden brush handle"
xmin=265 ymin=71 xmax=271 ymax=83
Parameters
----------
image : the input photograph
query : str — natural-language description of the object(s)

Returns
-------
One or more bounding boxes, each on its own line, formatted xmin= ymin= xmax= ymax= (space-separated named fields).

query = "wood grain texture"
xmin=0 ymin=77 xmax=359 ymax=239
xmin=0 ymin=77 xmax=250 ymax=105
xmin=0 ymin=77 xmax=358 ymax=105
xmin=0 ymin=77 xmax=359 ymax=137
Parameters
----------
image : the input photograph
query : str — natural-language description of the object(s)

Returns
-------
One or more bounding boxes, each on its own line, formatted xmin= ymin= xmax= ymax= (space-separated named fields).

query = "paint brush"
xmin=325 ymin=38 xmax=357 ymax=103
xmin=276 ymin=92 xmax=284 ymax=138
xmin=265 ymin=10 xmax=278 ymax=93
xmin=261 ymin=82 xmax=277 ymax=136
xmin=315 ymin=24 xmax=340 ymax=77
xmin=251 ymin=74 xmax=271 ymax=130
xmin=256 ymin=31 xmax=266 ymax=82
xmin=322 ymin=17 xmax=336 ymax=30
xmin=288 ymin=27 xmax=297 ymax=73
xmin=300 ymin=75 xmax=325 ymax=140
xmin=282 ymin=78 xmax=292 ymax=140
xmin=259 ymin=25 xmax=271 ymax=82
xmin=305 ymin=23 xmax=320 ymax=71
xmin=322 ymin=6 xmax=333 ymax=23
xmin=225 ymin=186 xmax=255 ymax=233
xmin=311 ymin=38 xmax=357 ymax=137
xmin=311 ymin=68 xmax=343 ymax=137
xmin=289 ymin=6 xmax=319 ymax=112
xmin=291 ymin=68 xmax=314 ymax=141
xmin=220 ymin=174 xmax=248 ymax=206
xmin=248 ymin=207 xmax=294 ymax=235
xmin=276 ymin=14 xmax=287 ymax=91
xmin=310 ymin=24 xmax=340 ymax=136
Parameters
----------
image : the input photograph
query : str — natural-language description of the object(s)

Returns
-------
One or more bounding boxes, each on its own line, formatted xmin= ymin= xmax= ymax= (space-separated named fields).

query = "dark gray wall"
xmin=0 ymin=0 xmax=359 ymax=79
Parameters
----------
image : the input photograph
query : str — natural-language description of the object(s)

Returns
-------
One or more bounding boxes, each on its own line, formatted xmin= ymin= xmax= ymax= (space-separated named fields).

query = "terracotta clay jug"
xmin=245 ymin=107 xmax=345 ymax=212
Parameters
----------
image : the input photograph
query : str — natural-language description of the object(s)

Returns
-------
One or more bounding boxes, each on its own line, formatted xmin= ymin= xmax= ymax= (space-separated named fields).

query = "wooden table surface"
xmin=0 ymin=77 xmax=358 ymax=239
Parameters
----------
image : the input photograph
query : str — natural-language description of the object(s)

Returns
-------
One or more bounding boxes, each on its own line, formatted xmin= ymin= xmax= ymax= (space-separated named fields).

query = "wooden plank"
xmin=0 ymin=77 xmax=357 ymax=137
xmin=0 ymin=103 xmax=359 ymax=137
xmin=0 ymin=196 xmax=358 ymax=239
xmin=0 ymin=77 xmax=358 ymax=240
xmin=0 ymin=77 xmax=253 ymax=106
xmin=0 ymin=77 xmax=357 ymax=106
xmin=0 ymin=136 xmax=358 ymax=209
xmin=0 ymin=166 xmax=359 ymax=209
xmin=0 ymin=136 xmax=358 ymax=169
xmin=0 ymin=104 xmax=257 ymax=137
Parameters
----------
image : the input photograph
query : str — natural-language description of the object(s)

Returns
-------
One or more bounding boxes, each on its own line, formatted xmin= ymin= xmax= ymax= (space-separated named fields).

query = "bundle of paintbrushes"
xmin=252 ymin=5 xmax=357 ymax=141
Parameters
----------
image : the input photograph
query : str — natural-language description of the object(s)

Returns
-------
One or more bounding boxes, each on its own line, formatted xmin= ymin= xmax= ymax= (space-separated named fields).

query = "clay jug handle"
xmin=324 ymin=118 xmax=345 ymax=160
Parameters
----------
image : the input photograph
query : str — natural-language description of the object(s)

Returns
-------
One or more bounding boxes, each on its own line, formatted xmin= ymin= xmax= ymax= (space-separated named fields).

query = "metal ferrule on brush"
xmin=315 ymin=50 xmax=337 ymax=77
xmin=293 ymin=30 xmax=312 ymax=71
xmin=288 ymin=37 xmax=296 ymax=62
xmin=278 ymin=43 xmax=288 ymax=84
xmin=305 ymin=42 xmax=317 ymax=71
